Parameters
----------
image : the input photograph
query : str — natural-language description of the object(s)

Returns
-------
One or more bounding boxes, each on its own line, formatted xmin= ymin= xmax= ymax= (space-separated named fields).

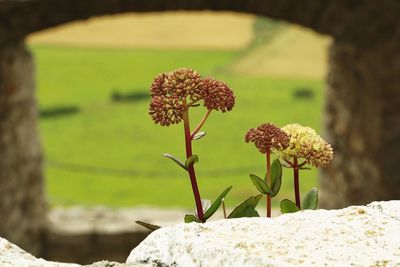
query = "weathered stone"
xmin=0 ymin=41 xmax=46 ymax=254
xmin=127 ymin=201 xmax=400 ymax=266
xmin=321 ymin=36 xmax=400 ymax=208
xmin=0 ymin=236 xmax=144 ymax=267
xmin=0 ymin=237 xmax=79 ymax=267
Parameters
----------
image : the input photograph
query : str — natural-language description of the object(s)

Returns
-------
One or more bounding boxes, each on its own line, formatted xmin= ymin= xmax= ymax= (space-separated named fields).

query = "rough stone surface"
xmin=0 ymin=236 xmax=144 ymax=267
xmin=0 ymin=41 xmax=46 ymax=254
xmin=321 ymin=35 xmax=400 ymax=208
xmin=127 ymin=201 xmax=400 ymax=267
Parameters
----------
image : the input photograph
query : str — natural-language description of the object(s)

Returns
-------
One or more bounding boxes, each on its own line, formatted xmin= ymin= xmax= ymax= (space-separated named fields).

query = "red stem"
xmin=183 ymin=108 xmax=205 ymax=222
xmin=293 ymin=156 xmax=301 ymax=209
xmin=298 ymin=161 xmax=307 ymax=168
xmin=266 ymin=147 xmax=271 ymax=218
xmin=191 ymin=109 xmax=212 ymax=138
xmin=284 ymin=158 xmax=295 ymax=168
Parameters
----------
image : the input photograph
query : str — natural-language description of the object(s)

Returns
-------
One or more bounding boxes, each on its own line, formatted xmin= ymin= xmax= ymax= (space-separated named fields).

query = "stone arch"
xmin=1 ymin=0 xmax=399 ymax=255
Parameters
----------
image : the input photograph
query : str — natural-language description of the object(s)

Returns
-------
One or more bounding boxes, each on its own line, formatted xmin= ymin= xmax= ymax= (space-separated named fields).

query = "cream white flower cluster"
xmin=281 ymin=123 xmax=333 ymax=168
xmin=281 ymin=124 xmax=333 ymax=168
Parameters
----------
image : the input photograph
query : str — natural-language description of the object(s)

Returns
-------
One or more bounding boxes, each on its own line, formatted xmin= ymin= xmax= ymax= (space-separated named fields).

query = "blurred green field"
xmin=33 ymin=44 xmax=324 ymax=209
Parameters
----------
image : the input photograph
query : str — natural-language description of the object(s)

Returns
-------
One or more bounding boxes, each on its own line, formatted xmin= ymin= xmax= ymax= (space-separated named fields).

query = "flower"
xmin=281 ymin=123 xmax=333 ymax=168
xmin=149 ymin=96 xmax=185 ymax=126
xmin=163 ymin=68 xmax=203 ymax=102
xmin=150 ymin=68 xmax=203 ymax=101
xmin=150 ymin=72 xmax=167 ymax=98
xmin=148 ymin=68 xmax=235 ymax=126
xmin=202 ymin=78 xmax=235 ymax=112
xmin=245 ymin=123 xmax=290 ymax=153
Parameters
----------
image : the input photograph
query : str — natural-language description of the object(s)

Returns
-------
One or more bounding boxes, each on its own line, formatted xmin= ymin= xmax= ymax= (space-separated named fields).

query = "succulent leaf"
xmin=193 ymin=131 xmax=206 ymax=140
xmin=302 ymin=187 xmax=318 ymax=210
xmin=163 ymin=153 xmax=187 ymax=171
xmin=204 ymin=186 xmax=232 ymax=219
xmin=184 ymin=214 xmax=202 ymax=223
xmin=185 ymin=155 xmax=199 ymax=169
xmin=280 ymin=199 xmax=300 ymax=214
xmin=249 ymin=174 xmax=272 ymax=195
xmin=270 ymin=159 xmax=282 ymax=197
xmin=228 ymin=195 xmax=262 ymax=218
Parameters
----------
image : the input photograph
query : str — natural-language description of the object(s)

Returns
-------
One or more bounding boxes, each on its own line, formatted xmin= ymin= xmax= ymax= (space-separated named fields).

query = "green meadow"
xmin=33 ymin=46 xmax=324 ymax=208
xmin=32 ymin=21 xmax=325 ymax=209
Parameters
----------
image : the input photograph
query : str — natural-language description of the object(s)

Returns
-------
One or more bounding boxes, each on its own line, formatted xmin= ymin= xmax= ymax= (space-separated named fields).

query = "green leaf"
xmin=243 ymin=207 xmax=259 ymax=217
xmin=184 ymin=214 xmax=202 ymax=223
xmin=302 ymin=187 xmax=318 ymax=210
xmin=135 ymin=221 xmax=161 ymax=231
xmin=193 ymin=131 xmax=206 ymax=140
xmin=280 ymin=199 xmax=300 ymax=214
xmin=228 ymin=195 xmax=262 ymax=219
xmin=270 ymin=159 xmax=282 ymax=197
xmin=185 ymin=155 xmax=199 ymax=169
xmin=249 ymin=174 xmax=272 ymax=195
xmin=204 ymin=186 xmax=232 ymax=220
xmin=163 ymin=153 xmax=187 ymax=171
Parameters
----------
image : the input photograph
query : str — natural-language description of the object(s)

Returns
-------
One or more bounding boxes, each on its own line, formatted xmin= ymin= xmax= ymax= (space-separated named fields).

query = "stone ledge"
xmin=44 ymin=206 xmax=189 ymax=264
xmin=0 ymin=237 xmax=144 ymax=267
xmin=127 ymin=201 xmax=400 ymax=266
xmin=2 ymin=201 xmax=399 ymax=266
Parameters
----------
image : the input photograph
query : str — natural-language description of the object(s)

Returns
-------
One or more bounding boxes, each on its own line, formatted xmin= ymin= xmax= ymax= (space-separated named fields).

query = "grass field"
xmin=230 ymin=25 xmax=330 ymax=79
xmin=30 ymin=13 xmax=327 ymax=209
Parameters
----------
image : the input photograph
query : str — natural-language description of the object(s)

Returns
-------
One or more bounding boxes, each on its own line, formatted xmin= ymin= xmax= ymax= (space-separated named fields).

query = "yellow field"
xmin=230 ymin=25 xmax=330 ymax=79
xmin=28 ymin=12 xmax=255 ymax=50
xmin=28 ymin=12 xmax=329 ymax=79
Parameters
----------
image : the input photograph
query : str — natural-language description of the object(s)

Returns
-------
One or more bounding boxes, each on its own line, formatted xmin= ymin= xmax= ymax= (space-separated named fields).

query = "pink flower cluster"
xmin=149 ymin=68 xmax=235 ymax=126
xmin=245 ymin=123 xmax=290 ymax=153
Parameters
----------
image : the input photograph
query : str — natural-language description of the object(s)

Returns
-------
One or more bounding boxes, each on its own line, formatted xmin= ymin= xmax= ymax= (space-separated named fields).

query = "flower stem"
xmin=191 ymin=109 xmax=212 ymax=138
xmin=266 ymin=147 xmax=272 ymax=218
xmin=293 ymin=156 xmax=301 ymax=209
xmin=182 ymin=107 xmax=205 ymax=222
xmin=222 ymin=198 xmax=227 ymax=219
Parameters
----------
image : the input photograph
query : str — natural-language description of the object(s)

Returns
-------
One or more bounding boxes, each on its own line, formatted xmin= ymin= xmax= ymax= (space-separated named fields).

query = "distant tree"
xmin=0 ymin=0 xmax=399 ymax=253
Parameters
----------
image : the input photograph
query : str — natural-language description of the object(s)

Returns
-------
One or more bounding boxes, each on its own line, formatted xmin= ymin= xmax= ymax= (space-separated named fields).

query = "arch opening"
xmin=28 ymin=12 xmax=330 ymax=209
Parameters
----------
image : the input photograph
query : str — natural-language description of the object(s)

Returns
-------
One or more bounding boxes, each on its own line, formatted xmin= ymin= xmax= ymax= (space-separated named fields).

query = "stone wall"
xmin=0 ymin=41 xmax=46 ymax=254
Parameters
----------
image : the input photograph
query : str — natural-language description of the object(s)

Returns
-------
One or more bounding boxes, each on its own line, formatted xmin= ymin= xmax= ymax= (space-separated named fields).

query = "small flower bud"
xmin=202 ymin=78 xmax=235 ymax=112
xmin=150 ymin=73 xmax=167 ymax=98
xmin=149 ymin=96 xmax=184 ymax=126
xmin=164 ymin=68 xmax=203 ymax=102
xmin=245 ymin=123 xmax=290 ymax=153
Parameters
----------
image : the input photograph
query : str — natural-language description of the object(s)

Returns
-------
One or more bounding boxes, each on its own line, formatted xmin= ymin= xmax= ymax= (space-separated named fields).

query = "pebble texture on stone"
xmin=127 ymin=201 xmax=400 ymax=267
